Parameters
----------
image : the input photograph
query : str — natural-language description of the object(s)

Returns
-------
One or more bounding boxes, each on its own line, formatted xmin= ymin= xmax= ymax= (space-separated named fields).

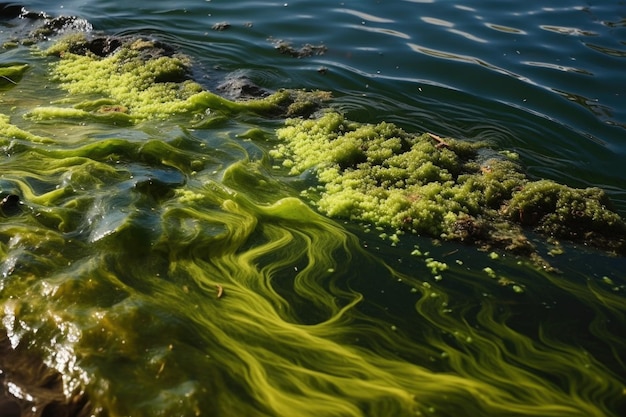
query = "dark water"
xmin=1 ymin=1 xmax=626 ymax=416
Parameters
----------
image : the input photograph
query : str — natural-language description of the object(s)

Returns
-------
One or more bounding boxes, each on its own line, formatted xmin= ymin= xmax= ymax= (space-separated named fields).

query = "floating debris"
xmin=272 ymin=39 xmax=327 ymax=58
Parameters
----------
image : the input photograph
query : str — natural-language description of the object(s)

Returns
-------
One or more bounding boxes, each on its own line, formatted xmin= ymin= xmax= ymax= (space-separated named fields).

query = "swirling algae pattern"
xmin=0 ymin=35 xmax=625 ymax=417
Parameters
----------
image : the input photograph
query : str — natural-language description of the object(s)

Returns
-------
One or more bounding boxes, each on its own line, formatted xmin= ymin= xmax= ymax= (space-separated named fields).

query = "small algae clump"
xmin=0 ymin=63 xmax=29 ymax=89
xmin=273 ymin=112 xmax=626 ymax=256
xmin=38 ymin=34 xmax=329 ymax=122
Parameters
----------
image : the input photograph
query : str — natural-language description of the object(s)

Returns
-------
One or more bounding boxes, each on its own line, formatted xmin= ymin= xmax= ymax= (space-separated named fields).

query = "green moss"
xmin=274 ymin=112 xmax=626 ymax=255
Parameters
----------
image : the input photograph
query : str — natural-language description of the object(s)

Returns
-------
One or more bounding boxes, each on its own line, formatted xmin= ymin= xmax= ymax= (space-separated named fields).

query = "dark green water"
xmin=1 ymin=1 xmax=625 ymax=416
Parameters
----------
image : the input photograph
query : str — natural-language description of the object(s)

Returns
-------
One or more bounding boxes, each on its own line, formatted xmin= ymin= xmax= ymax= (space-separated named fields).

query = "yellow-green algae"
xmin=2 ymin=133 xmax=625 ymax=416
xmin=273 ymin=111 xmax=626 ymax=255
xmin=1 ymin=30 xmax=626 ymax=417
xmin=0 ymin=63 xmax=29 ymax=89
xmin=0 ymin=113 xmax=53 ymax=143
xmin=35 ymin=33 xmax=329 ymax=123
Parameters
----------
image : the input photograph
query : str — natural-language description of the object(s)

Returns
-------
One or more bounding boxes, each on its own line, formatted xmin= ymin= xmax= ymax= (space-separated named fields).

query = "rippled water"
xmin=32 ymin=0 xmax=625 ymax=205
xmin=1 ymin=1 xmax=626 ymax=416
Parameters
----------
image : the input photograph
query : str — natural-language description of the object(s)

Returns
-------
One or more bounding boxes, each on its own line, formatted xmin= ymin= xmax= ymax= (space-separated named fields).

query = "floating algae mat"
xmin=272 ymin=112 xmax=626 ymax=258
xmin=1 ymin=17 xmax=626 ymax=417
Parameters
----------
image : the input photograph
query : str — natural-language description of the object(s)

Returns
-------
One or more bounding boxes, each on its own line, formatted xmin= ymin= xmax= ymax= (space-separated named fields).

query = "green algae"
xmin=0 ymin=113 xmax=54 ymax=143
xmin=1 ymin=25 xmax=626 ymax=417
xmin=44 ymin=35 xmax=207 ymax=121
xmin=37 ymin=34 xmax=329 ymax=123
xmin=273 ymin=111 xmax=626 ymax=256
xmin=3 ymin=142 xmax=625 ymax=416
xmin=0 ymin=63 xmax=28 ymax=89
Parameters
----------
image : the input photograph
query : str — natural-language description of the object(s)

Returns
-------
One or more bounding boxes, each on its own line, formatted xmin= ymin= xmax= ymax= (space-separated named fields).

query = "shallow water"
xmin=1 ymin=1 xmax=626 ymax=416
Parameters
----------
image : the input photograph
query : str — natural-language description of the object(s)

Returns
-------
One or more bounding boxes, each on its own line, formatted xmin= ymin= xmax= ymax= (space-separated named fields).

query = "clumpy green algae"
xmin=1 ymin=28 xmax=626 ymax=417
xmin=34 ymin=33 xmax=329 ymax=123
xmin=273 ymin=112 xmax=626 ymax=256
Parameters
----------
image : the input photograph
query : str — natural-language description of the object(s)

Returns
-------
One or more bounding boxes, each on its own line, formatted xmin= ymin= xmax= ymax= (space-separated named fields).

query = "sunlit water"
xmin=1 ymin=1 xmax=625 ymax=416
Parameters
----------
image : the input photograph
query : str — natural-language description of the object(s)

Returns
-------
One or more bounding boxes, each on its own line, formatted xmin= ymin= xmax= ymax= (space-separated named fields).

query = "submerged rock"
xmin=0 ymin=331 xmax=92 ymax=417
xmin=0 ymin=4 xmax=92 ymax=47
xmin=216 ymin=72 xmax=270 ymax=100
xmin=272 ymin=39 xmax=327 ymax=58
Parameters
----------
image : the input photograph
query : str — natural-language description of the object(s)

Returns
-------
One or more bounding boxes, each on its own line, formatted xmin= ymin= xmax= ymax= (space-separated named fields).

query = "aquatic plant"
xmin=273 ymin=111 xmax=626 ymax=256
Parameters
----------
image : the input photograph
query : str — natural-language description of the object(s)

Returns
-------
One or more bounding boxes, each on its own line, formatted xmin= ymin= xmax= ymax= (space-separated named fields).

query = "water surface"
xmin=1 ymin=1 xmax=626 ymax=416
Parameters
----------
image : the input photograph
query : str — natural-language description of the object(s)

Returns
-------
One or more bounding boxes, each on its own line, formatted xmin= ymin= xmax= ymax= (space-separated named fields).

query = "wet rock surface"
xmin=0 ymin=331 xmax=92 ymax=417
xmin=216 ymin=72 xmax=270 ymax=100
xmin=0 ymin=4 xmax=92 ymax=46
xmin=272 ymin=39 xmax=327 ymax=58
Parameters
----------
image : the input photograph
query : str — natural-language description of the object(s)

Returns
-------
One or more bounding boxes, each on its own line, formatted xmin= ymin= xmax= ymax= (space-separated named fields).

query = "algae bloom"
xmin=1 ymin=17 xmax=625 ymax=417
xmin=32 ymin=33 xmax=329 ymax=123
xmin=273 ymin=111 xmax=626 ymax=256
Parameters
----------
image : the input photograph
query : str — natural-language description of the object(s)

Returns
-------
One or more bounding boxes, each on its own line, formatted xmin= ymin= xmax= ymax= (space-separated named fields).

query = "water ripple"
xmin=523 ymin=61 xmax=593 ymax=75
xmin=406 ymin=43 xmax=534 ymax=84
xmin=421 ymin=16 xmax=488 ymax=43
xmin=337 ymin=8 xmax=394 ymax=23
xmin=540 ymin=25 xmax=598 ymax=36
xmin=485 ymin=23 xmax=527 ymax=35
xmin=584 ymin=42 xmax=626 ymax=57
xmin=347 ymin=24 xmax=410 ymax=40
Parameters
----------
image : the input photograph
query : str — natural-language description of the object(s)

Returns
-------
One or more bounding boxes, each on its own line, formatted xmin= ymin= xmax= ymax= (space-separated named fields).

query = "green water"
xmin=1 ymin=2 xmax=626 ymax=416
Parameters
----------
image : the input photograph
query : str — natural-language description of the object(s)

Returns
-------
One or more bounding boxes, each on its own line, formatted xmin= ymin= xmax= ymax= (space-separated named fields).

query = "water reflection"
xmin=523 ymin=60 xmax=593 ymax=75
xmin=406 ymin=43 xmax=534 ymax=84
xmin=540 ymin=25 xmax=598 ymax=36
xmin=485 ymin=23 xmax=526 ymax=34
xmin=584 ymin=42 xmax=626 ymax=57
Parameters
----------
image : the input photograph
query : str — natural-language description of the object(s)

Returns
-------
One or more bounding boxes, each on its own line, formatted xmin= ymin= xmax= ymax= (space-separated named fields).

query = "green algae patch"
xmin=0 ymin=114 xmax=54 ymax=143
xmin=187 ymin=88 xmax=331 ymax=119
xmin=25 ymin=106 xmax=134 ymax=125
xmin=0 ymin=63 xmax=29 ymax=89
xmin=273 ymin=112 xmax=626 ymax=256
xmin=39 ymin=34 xmax=330 ymax=123
xmin=44 ymin=35 xmax=204 ymax=121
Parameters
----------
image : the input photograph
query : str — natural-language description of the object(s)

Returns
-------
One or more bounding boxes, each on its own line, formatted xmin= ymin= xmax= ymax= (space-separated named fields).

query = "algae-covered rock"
xmin=507 ymin=180 xmax=626 ymax=245
xmin=43 ymin=34 xmax=204 ymax=121
xmin=274 ymin=112 xmax=626 ymax=256
xmin=38 ymin=33 xmax=329 ymax=122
